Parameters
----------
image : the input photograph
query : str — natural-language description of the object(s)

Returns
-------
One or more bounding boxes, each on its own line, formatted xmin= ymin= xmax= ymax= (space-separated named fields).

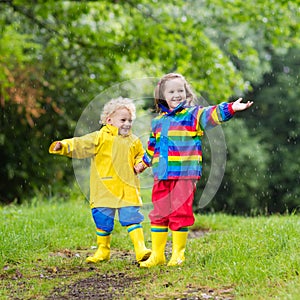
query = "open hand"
xmin=232 ymin=98 xmax=253 ymax=112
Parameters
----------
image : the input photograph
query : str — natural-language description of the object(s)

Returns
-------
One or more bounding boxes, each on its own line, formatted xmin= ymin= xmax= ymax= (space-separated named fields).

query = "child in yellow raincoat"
xmin=49 ymin=97 xmax=151 ymax=263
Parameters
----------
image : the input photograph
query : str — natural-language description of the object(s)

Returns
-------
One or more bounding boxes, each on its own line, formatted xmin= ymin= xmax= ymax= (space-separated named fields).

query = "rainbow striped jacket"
xmin=142 ymin=101 xmax=235 ymax=180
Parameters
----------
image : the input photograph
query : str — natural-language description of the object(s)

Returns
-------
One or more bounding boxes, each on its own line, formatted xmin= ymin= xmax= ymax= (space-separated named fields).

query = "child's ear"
xmin=106 ymin=117 xmax=112 ymax=125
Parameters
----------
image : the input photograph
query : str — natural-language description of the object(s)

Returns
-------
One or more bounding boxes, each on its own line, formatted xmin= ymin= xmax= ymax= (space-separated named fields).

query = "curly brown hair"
xmin=154 ymin=73 xmax=197 ymax=112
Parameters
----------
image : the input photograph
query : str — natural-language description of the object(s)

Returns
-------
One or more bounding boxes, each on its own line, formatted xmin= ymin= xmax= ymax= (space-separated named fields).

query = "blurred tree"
xmin=195 ymin=119 xmax=270 ymax=215
xmin=0 ymin=0 xmax=299 ymax=208
xmin=245 ymin=47 xmax=300 ymax=213
xmin=196 ymin=47 xmax=300 ymax=214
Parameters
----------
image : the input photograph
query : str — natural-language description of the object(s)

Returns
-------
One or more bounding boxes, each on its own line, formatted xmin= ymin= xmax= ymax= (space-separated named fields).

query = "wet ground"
xmin=45 ymin=229 xmax=234 ymax=300
xmin=1 ymin=229 xmax=234 ymax=299
xmin=46 ymin=270 xmax=141 ymax=300
xmin=46 ymin=271 xmax=234 ymax=300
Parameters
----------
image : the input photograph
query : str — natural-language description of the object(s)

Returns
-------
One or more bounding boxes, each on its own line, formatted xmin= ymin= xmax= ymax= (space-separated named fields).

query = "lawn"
xmin=1 ymin=193 xmax=300 ymax=299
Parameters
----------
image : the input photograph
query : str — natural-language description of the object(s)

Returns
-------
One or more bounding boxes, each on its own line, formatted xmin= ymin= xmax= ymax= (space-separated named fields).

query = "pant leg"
xmin=149 ymin=180 xmax=171 ymax=227
xmin=118 ymin=206 xmax=145 ymax=227
xmin=168 ymin=180 xmax=197 ymax=231
xmin=91 ymin=207 xmax=116 ymax=233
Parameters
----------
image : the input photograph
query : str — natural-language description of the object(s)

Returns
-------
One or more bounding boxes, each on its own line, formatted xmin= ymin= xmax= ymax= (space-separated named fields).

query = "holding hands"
xmin=232 ymin=98 xmax=253 ymax=112
xmin=134 ymin=162 xmax=146 ymax=174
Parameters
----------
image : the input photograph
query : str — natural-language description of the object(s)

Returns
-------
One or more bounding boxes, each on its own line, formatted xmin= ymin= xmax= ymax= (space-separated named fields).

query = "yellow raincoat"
xmin=49 ymin=124 xmax=145 ymax=208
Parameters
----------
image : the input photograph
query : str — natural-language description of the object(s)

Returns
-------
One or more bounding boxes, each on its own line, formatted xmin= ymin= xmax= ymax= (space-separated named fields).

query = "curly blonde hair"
xmin=100 ymin=97 xmax=136 ymax=124
xmin=154 ymin=73 xmax=197 ymax=112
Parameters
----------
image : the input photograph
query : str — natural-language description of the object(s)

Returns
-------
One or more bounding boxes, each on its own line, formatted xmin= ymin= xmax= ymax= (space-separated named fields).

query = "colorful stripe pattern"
xmin=143 ymin=101 xmax=234 ymax=180
xmin=96 ymin=228 xmax=111 ymax=236
xmin=151 ymin=225 xmax=168 ymax=233
xmin=127 ymin=223 xmax=142 ymax=233
xmin=176 ymin=227 xmax=189 ymax=232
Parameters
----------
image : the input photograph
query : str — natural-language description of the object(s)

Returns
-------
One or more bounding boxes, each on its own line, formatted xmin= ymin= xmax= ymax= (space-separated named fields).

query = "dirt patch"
xmin=45 ymin=270 xmax=234 ymax=300
xmin=47 ymin=275 xmax=234 ymax=300
xmin=189 ymin=227 xmax=210 ymax=239
xmin=46 ymin=272 xmax=141 ymax=300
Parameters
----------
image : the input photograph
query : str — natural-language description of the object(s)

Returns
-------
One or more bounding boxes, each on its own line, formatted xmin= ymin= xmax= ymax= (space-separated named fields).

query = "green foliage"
xmin=246 ymin=47 xmax=300 ymax=213
xmin=196 ymin=118 xmax=270 ymax=214
xmin=0 ymin=1 xmax=299 ymax=213
xmin=222 ymin=120 xmax=269 ymax=214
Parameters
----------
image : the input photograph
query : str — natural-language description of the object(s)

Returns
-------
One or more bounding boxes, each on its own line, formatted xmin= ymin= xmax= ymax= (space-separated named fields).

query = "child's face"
xmin=163 ymin=78 xmax=186 ymax=110
xmin=106 ymin=108 xmax=133 ymax=136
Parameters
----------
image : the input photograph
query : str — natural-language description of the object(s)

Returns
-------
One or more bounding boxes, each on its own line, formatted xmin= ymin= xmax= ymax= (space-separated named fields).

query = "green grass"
xmin=1 ymin=194 xmax=300 ymax=299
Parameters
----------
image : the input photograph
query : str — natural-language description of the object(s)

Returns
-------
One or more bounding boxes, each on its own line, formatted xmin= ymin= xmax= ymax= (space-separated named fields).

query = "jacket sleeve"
xmin=142 ymin=129 xmax=156 ymax=167
xmin=49 ymin=131 xmax=100 ymax=159
xmin=133 ymin=138 xmax=146 ymax=165
xmin=198 ymin=102 xmax=235 ymax=131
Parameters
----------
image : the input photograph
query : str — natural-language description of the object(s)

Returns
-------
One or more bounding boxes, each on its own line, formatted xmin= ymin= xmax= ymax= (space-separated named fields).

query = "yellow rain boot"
xmin=167 ymin=229 xmax=188 ymax=266
xmin=128 ymin=224 xmax=152 ymax=263
xmin=86 ymin=234 xmax=111 ymax=263
xmin=139 ymin=226 xmax=168 ymax=268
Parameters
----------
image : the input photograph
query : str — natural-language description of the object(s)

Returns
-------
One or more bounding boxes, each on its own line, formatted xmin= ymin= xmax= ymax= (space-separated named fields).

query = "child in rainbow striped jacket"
xmin=135 ymin=73 xmax=253 ymax=267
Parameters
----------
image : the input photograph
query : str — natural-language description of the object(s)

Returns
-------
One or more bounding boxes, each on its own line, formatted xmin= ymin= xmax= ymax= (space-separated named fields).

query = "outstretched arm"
xmin=232 ymin=98 xmax=253 ymax=112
